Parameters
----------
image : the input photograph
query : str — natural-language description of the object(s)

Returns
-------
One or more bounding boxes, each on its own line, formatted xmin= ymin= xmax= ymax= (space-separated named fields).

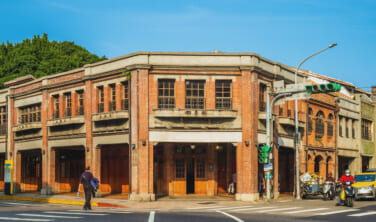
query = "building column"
xmin=41 ymin=89 xmax=52 ymax=195
xmin=71 ymin=92 xmax=77 ymax=116
xmin=235 ymin=68 xmax=259 ymax=201
xmin=15 ymin=152 xmax=21 ymax=192
xmin=103 ymin=85 xmax=110 ymax=112
xmin=165 ymin=143 xmax=174 ymax=196
xmin=85 ymin=81 xmax=93 ymax=168
xmin=116 ymin=83 xmax=122 ymax=111
xmin=93 ymin=147 xmax=102 ymax=197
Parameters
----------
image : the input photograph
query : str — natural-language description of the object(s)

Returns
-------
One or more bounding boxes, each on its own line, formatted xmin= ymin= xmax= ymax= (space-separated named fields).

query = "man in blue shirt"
xmin=78 ymin=167 xmax=94 ymax=210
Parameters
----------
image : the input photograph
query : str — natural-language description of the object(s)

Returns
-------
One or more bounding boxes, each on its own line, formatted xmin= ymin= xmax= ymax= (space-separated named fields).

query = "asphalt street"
xmin=0 ymin=198 xmax=376 ymax=222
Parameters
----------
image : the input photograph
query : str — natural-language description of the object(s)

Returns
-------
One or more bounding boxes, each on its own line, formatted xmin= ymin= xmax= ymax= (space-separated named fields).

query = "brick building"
xmin=0 ymin=52 xmax=374 ymax=201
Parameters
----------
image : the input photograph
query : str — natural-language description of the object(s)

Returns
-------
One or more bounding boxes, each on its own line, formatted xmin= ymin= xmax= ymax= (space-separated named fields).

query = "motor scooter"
xmin=341 ymin=181 xmax=354 ymax=207
xmin=322 ymin=181 xmax=335 ymax=200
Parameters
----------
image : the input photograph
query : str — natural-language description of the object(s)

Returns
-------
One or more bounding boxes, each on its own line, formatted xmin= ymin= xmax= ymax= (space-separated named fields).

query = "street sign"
xmin=4 ymin=160 xmax=13 ymax=195
xmin=284 ymin=92 xmax=311 ymax=101
xmin=265 ymin=173 xmax=272 ymax=179
xmin=264 ymin=163 xmax=273 ymax=171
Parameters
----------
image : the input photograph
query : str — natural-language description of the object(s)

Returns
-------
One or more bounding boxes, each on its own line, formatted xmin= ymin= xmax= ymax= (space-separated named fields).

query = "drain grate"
xmin=198 ymin=202 xmax=217 ymax=205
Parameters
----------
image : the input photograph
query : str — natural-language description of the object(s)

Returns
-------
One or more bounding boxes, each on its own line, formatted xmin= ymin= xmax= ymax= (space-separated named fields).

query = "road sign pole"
xmin=266 ymin=84 xmax=271 ymax=200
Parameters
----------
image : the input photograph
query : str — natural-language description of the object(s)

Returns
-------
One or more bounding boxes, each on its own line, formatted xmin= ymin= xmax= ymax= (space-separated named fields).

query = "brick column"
xmin=116 ymin=84 xmax=122 ymax=111
xmin=59 ymin=94 xmax=65 ymax=118
xmin=206 ymin=77 xmax=215 ymax=109
xmin=235 ymin=69 xmax=259 ymax=201
xmin=129 ymin=68 xmax=155 ymax=201
xmin=165 ymin=143 xmax=174 ymax=196
xmin=85 ymin=81 xmax=93 ymax=168
xmin=94 ymin=148 xmax=102 ymax=197
xmin=175 ymin=77 xmax=185 ymax=109
xmin=15 ymin=152 xmax=21 ymax=192
xmin=207 ymin=144 xmax=216 ymax=195
xmin=103 ymin=86 xmax=110 ymax=112
xmin=71 ymin=92 xmax=77 ymax=116
xmin=41 ymin=89 xmax=51 ymax=195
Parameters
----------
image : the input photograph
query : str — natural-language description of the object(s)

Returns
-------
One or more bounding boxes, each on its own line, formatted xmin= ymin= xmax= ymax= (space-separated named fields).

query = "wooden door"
xmin=101 ymin=146 xmax=129 ymax=194
xmin=278 ymin=148 xmax=294 ymax=193
xmin=174 ymin=158 xmax=186 ymax=195
xmin=21 ymin=151 xmax=42 ymax=192
xmin=217 ymin=149 xmax=227 ymax=193
xmin=58 ymin=150 xmax=85 ymax=192
xmin=0 ymin=154 xmax=4 ymax=191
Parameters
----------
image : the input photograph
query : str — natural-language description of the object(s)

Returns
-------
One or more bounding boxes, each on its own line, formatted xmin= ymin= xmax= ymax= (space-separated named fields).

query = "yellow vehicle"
xmin=353 ymin=172 xmax=376 ymax=200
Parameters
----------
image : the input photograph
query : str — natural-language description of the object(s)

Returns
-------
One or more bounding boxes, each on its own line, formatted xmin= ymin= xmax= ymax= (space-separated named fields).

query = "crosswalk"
xmin=0 ymin=209 xmax=133 ymax=221
xmin=182 ymin=204 xmax=376 ymax=217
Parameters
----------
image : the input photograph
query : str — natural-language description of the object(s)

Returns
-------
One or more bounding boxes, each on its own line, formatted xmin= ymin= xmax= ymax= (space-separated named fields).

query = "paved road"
xmin=1 ymin=199 xmax=375 ymax=221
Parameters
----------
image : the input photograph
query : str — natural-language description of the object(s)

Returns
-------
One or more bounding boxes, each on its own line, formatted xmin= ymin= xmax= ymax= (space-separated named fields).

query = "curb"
xmin=0 ymin=195 xmax=128 ymax=208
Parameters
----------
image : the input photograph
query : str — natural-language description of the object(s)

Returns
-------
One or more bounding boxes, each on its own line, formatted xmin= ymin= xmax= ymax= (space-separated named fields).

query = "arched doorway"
xmin=314 ymin=155 xmax=323 ymax=174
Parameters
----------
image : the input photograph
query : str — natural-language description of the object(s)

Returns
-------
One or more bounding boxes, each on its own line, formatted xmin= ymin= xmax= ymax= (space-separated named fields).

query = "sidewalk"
xmin=0 ymin=192 xmax=294 ymax=209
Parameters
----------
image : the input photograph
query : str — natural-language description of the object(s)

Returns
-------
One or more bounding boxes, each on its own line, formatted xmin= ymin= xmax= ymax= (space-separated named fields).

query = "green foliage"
xmin=121 ymin=71 xmax=131 ymax=79
xmin=0 ymin=33 xmax=107 ymax=88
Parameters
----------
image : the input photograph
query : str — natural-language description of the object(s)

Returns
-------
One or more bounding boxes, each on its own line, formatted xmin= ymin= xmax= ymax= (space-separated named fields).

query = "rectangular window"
xmin=65 ymin=93 xmax=72 ymax=117
xmin=259 ymin=83 xmax=266 ymax=112
xmin=327 ymin=122 xmax=333 ymax=137
xmin=98 ymin=86 xmax=104 ymax=113
xmin=109 ymin=84 xmax=116 ymax=111
xmin=362 ymin=119 xmax=372 ymax=140
xmin=0 ymin=106 xmax=6 ymax=135
xmin=122 ymin=82 xmax=129 ymax=110
xmin=158 ymin=79 xmax=175 ymax=109
xmin=196 ymin=158 xmax=206 ymax=178
xmin=175 ymin=158 xmax=185 ymax=178
xmin=77 ymin=91 xmax=84 ymax=115
xmin=54 ymin=95 xmax=60 ymax=118
xmin=215 ymin=80 xmax=232 ymax=110
xmin=19 ymin=104 xmax=41 ymax=123
xmin=339 ymin=125 xmax=343 ymax=137
xmin=185 ymin=80 xmax=205 ymax=109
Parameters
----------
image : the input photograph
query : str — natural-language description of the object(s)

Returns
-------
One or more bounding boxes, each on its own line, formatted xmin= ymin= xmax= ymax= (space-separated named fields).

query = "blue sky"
xmin=0 ymin=0 xmax=375 ymax=90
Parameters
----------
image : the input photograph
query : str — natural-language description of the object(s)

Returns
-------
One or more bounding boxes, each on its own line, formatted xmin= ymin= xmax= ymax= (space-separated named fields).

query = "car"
xmin=353 ymin=172 xmax=376 ymax=200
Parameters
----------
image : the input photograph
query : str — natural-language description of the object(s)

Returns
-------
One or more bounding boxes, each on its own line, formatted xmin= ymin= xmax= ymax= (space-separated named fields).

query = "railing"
xmin=65 ymin=107 xmax=72 ymax=117
xmin=109 ymin=101 xmax=116 ymax=112
xmin=287 ymin=110 xmax=292 ymax=117
xmin=54 ymin=111 xmax=60 ymax=119
xmin=98 ymin=103 xmax=104 ymax=113
xmin=185 ymin=97 xmax=205 ymax=110
xmin=216 ymin=98 xmax=232 ymax=110
xmin=158 ymin=97 xmax=175 ymax=109
xmin=77 ymin=106 xmax=84 ymax=115
xmin=259 ymin=101 xmax=266 ymax=112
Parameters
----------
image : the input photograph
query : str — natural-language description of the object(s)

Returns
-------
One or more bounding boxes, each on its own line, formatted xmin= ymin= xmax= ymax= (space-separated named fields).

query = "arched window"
xmin=315 ymin=111 xmax=325 ymax=136
xmin=308 ymin=108 xmax=313 ymax=133
xmin=327 ymin=114 xmax=333 ymax=137
xmin=326 ymin=156 xmax=333 ymax=177
xmin=314 ymin=156 xmax=323 ymax=173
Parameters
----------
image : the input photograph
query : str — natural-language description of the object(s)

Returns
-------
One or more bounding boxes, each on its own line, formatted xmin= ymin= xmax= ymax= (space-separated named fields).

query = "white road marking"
xmin=44 ymin=211 xmax=108 ymax=216
xmin=148 ymin=211 xmax=155 ymax=222
xmin=17 ymin=213 xmax=82 ymax=219
xmin=0 ymin=217 xmax=52 ymax=221
xmin=215 ymin=206 xmax=254 ymax=210
xmin=187 ymin=205 xmax=224 ymax=210
xmin=216 ymin=210 xmax=244 ymax=222
xmin=1 ymin=202 xmax=34 ymax=206
xmin=349 ymin=211 xmax=376 ymax=217
xmin=68 ymin=209 xmax=132 ymax=214
xmin=230 ymin=207 xmax=275 ymax=212
xmin=315 ymin=209 xmax=359 ymax=215
xmin=257 ymin=207 xmax=302 ymax=213
xmin=285 ymin=208 xmax=329 ymax=214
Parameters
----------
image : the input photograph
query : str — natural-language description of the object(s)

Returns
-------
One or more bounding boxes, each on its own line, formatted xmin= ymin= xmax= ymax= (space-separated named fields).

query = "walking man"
xmin=78 ymin=167 xmax=94 ymax=210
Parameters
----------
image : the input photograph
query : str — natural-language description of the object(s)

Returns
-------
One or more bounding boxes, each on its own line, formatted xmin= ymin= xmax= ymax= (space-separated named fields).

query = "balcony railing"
xmin=185 ymin=97 xmax=205 ymax=110
xmin=216 ymin=98 xmax=232 ymax=110
xmin=53 ymin=111 xmax=60 ymax=119
xmin=158 ymin=97 xmax=175 ymax=109
xmin=65 ymin=107 xmax=72 ymax=117
xmin=109 ymin=101 xmax=116 ymax=112
xmin=77 ymin=106 xmax=84 ymax=115
xmin=259 ymin=101 xmax=266 ymax=112
xmin=121 ymin=99 xmax=129 ymax=110
xmin=98 ymin=103 xmax=104 ymax=113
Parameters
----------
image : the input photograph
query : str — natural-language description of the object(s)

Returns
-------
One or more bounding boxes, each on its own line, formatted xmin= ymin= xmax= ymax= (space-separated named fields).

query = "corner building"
xmin=1 ymin=52 xmax=329 ymax=201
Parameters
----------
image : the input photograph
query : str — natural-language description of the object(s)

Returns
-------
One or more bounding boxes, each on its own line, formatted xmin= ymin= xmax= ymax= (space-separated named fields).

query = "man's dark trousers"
xmin=84 ymin=186 xmax=93 ymax=209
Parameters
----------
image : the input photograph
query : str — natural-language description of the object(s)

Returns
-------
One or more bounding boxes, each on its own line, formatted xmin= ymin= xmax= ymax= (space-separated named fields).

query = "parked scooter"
xmin=323 ymin=180 xmax=336 ymax=200
xmin=341 ymin=181 xmax=355 ymax=207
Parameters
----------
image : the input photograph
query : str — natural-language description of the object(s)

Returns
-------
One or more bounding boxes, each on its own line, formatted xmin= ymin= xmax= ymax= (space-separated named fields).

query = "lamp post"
xmin=294 ymin=43 xmax=337 ymax=199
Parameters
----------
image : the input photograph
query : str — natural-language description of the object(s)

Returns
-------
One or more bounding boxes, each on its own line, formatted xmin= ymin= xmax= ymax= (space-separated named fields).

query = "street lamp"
xmin=294 ymin=43 xmax=337 ymax=200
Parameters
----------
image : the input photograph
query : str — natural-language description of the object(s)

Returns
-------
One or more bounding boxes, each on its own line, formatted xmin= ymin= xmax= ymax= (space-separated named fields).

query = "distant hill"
xmin=0 ymin=33 xmax=107 ymax=88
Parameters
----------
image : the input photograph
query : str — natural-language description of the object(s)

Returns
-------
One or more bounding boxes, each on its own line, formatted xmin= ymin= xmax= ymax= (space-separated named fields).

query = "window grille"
xmin=98 ymin=86 xmax=104 ymax=113
xmin=109 ymin=84 xmax=116 ymax=111
xmin=315 ymin=111 xmax=325 ymax=136
xmin=122 ymin=82 xmax=129 ymax=110
xmin=259 ymin=83 xmax=266 ymax=112
xmin=196 ymin=159 xmax=206 ymax=178
xmin=158 ymin=79 xmax=175 ymax=109
xmin=54 ymin=96 xmax=60 ymax=118
xmin=0 ymin=106 xmax=6 ymax=135
xmin=185 ymin=80 xmax=205 ymax=109
xmin=215 ymin=80 xmax=232 ymax=110
xmin=362 ymin=119 xmax=372 ymax=140
xmin=65 ymin=93 xmax=72 ymax=117
xmin=77 ymin=91 xmax=84 ymax=115
xmin=19 ymin=104 xmax=41 ymax=123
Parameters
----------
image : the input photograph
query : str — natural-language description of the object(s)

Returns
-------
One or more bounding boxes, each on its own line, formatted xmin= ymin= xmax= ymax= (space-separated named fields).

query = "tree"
xmin=0 ymin=33 xmax=107 ymax=87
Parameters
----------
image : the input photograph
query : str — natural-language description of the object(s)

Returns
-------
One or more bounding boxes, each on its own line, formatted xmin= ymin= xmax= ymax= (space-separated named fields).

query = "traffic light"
xmin=305 ymin=83 xmax=341 ymax=94
xmin=258 ymin=145 xmax=271 ymax=164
